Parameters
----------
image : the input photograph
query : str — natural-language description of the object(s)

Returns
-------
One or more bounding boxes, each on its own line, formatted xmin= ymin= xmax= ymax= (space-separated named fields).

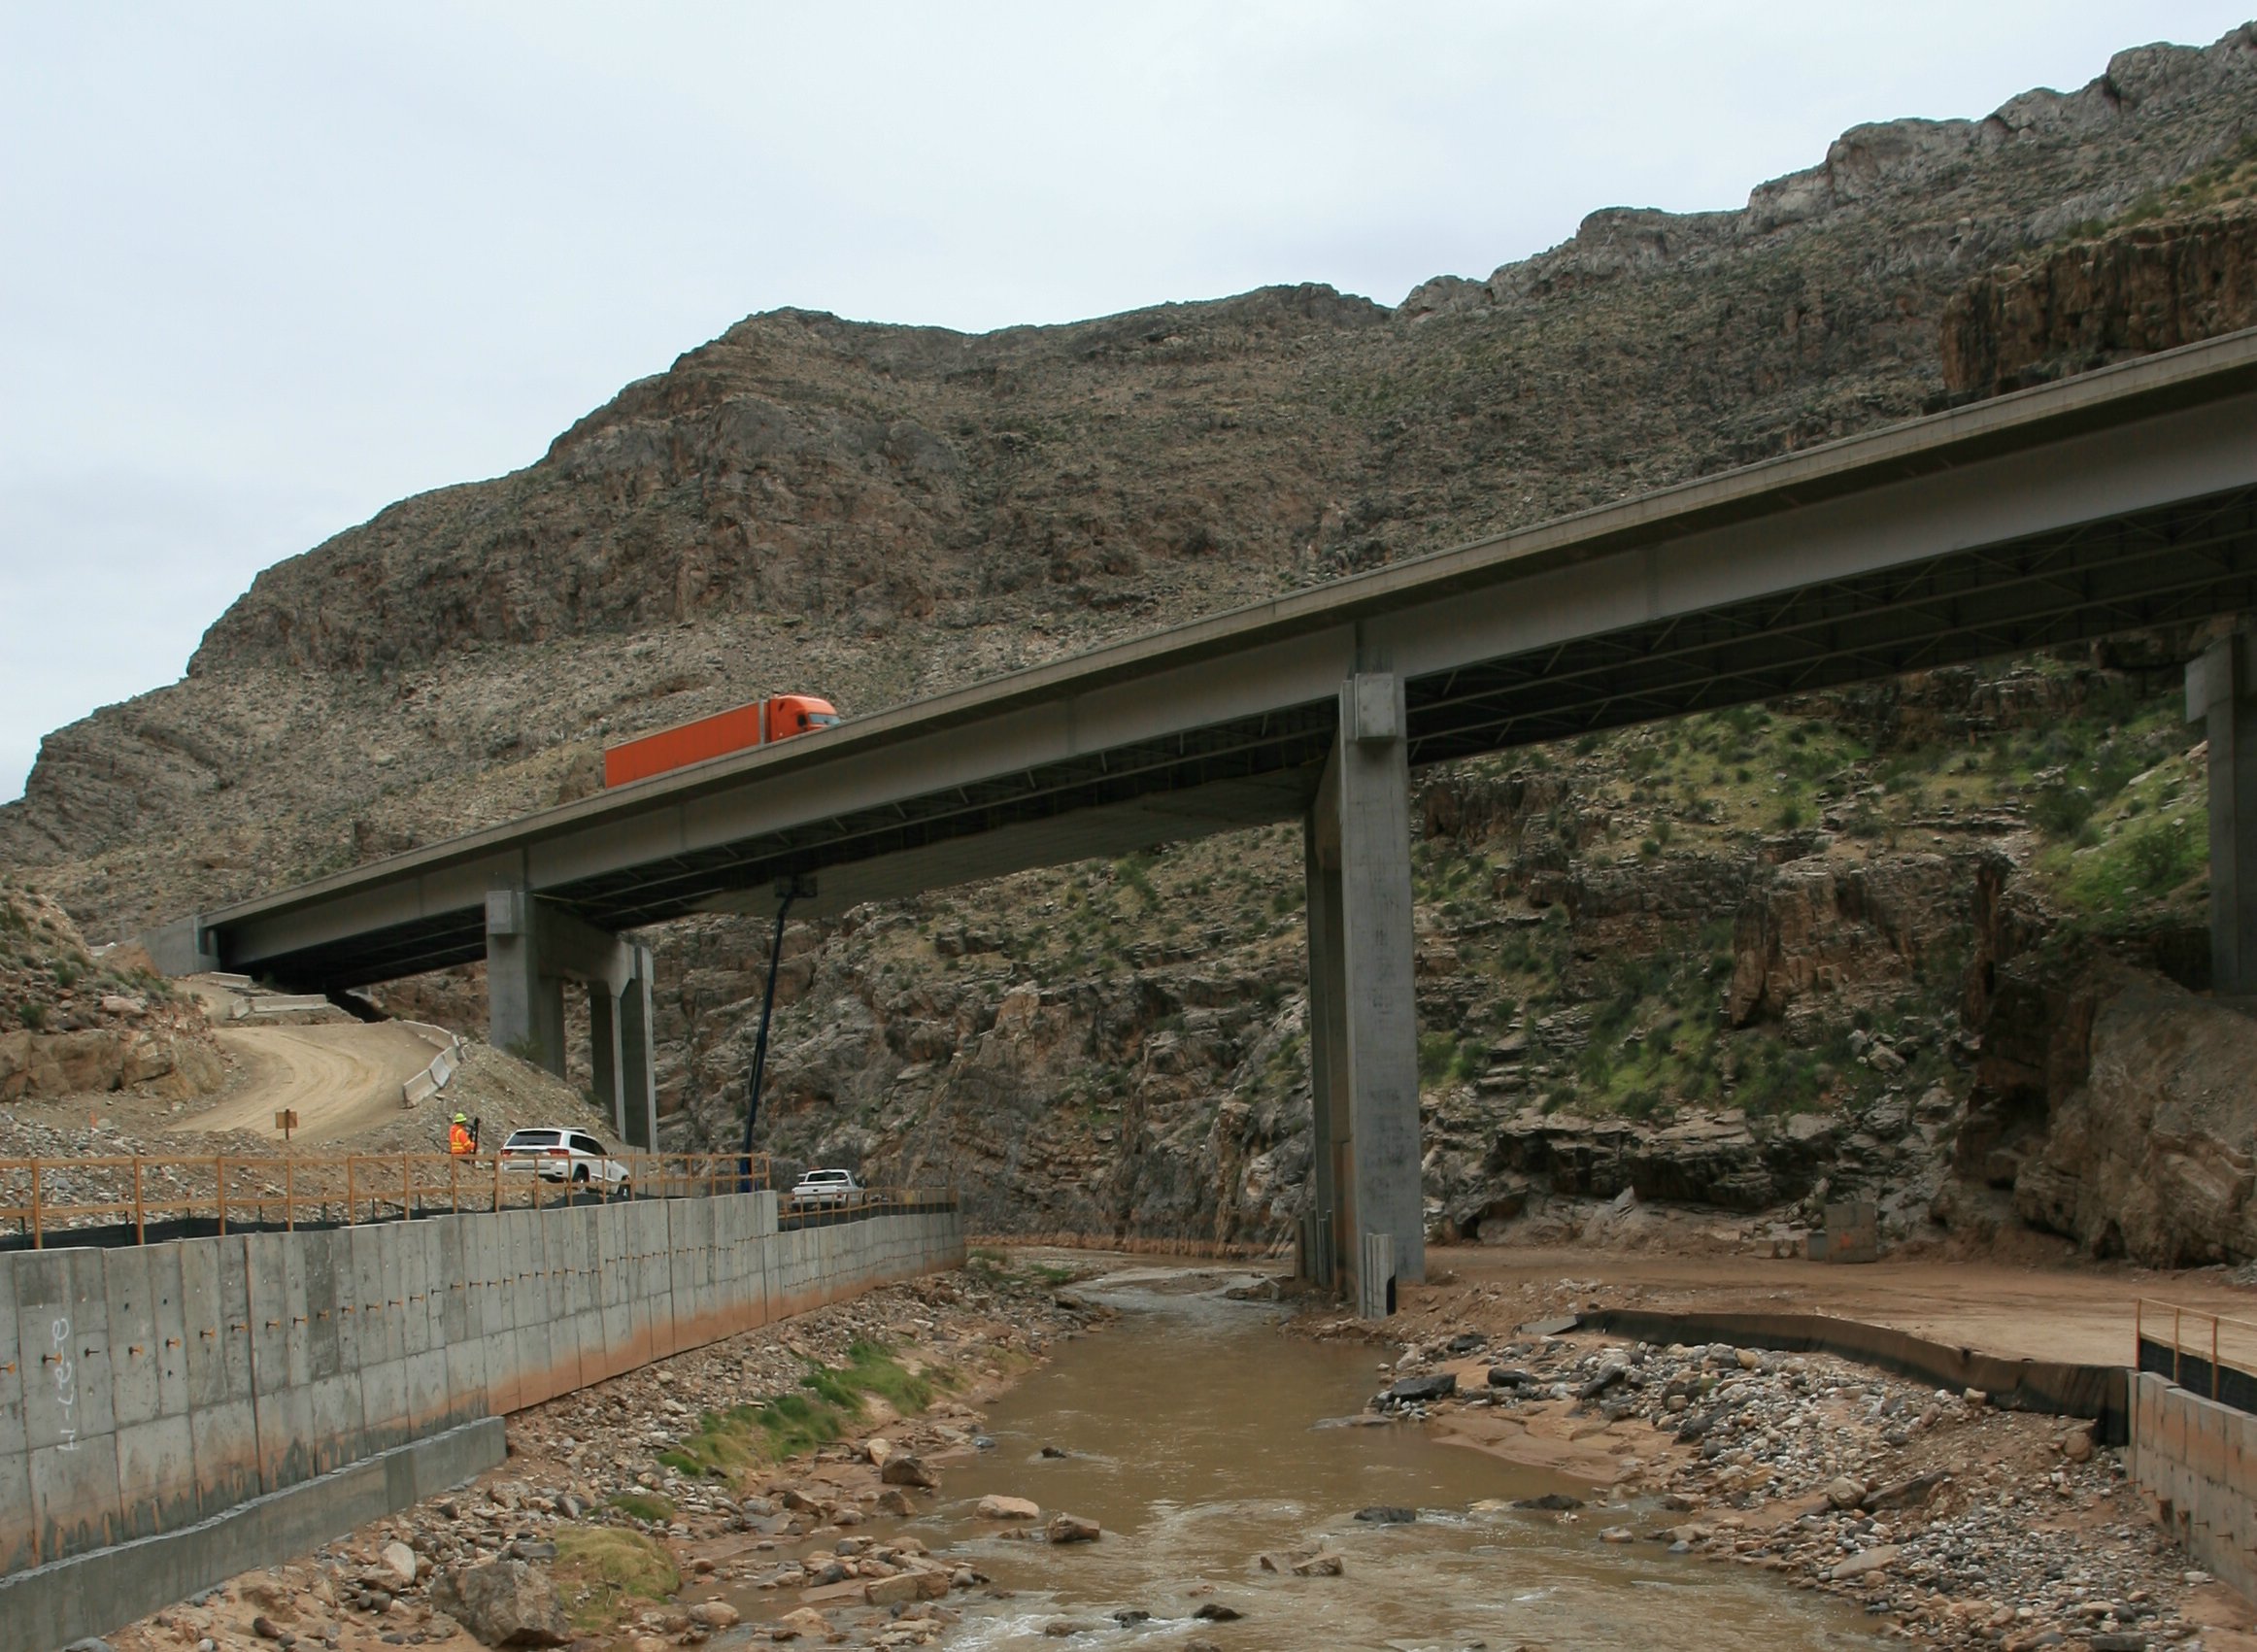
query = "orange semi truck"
xmin=602 ymin=693 xmax=840 ymax=788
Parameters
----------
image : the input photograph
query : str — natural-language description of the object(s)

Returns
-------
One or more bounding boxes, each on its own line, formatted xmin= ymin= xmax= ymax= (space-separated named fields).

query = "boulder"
xmin=863 ymin=1573 xmax=922 ymax=1606
xmin=881 ymin=1453 xmax=938 ymax=1489
xmin=1380 ymin=1371 xmax=1456 ymax=1404
xmin=1046 ymin=1513 xmax=1100 ymax=1543
xmin=381 ymin=1540 xmax=419 ymax=1584
xmin=429 ymin=1559 xmax=570 ymax=1647
xmin=771 ymin=1606 xmax=831 ymax=1640
xmin=976 ymin=1494 xmax=1041 ymax=1521
xmin=687 ymin=1601 xmax=740 ymax=1629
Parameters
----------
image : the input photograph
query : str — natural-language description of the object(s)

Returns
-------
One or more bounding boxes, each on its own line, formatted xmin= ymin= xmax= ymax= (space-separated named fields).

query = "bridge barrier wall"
xmin=2128 ymin=1371 xmax=2257 ymax=1601
xmin=0 ymin=1192 xmax=962 ymax=1614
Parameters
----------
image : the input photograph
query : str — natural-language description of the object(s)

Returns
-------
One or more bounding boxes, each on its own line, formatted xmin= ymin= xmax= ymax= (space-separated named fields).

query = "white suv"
xmin=498 ymin=1127 xmax=632 ymax=1190
xmin=790 ymin=1167 xmax=864 ymax=1208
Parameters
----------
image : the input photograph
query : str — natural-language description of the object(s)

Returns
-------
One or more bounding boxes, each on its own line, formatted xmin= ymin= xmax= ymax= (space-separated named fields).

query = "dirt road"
xmin=1436 ymin=1243 xmax=2257 ymax=1366
xmin=180 ymin=1023 xmax=440 ymax=1144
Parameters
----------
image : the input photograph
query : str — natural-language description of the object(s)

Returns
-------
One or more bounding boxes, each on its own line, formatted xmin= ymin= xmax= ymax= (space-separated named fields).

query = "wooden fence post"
xmin=132 ymin=1158 xmax=146 ymax=1246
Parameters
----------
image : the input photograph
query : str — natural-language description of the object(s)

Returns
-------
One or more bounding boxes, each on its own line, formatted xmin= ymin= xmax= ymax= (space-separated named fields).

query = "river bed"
xmin=738 ymin=1265 xmax=1881 ymax=1650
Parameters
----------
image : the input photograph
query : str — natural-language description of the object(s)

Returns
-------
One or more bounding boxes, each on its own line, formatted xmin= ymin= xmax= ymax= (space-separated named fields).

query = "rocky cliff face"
xmin=1942 ymin=142 xmax=2257 ymax=395
xmin=5 ymin=27 xmax=2256 ymax=1253
xmin=0 ymin=876 xmax=220 ymax=1101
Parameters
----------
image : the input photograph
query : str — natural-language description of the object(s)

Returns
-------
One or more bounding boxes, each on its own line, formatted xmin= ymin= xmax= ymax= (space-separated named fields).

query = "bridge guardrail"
xmin=2137 ymin=1298 xmax=2257 ymax=1416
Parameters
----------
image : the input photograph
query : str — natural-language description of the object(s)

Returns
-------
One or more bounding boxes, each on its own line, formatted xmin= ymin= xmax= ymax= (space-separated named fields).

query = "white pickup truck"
xmin=790 ymin=1167 xmax=864 ymax=1208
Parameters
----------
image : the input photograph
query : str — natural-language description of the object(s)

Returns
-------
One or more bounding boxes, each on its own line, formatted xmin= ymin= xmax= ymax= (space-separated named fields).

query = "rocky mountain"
xmin=3 ymin=26 xmax=2256 ymax=1262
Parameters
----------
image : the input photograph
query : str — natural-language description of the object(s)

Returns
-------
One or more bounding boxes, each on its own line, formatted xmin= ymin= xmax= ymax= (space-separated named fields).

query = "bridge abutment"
xmin=2189 ymin=633 xmax=2257 ymax=995
xmin=485 ymin=892 xmax=657 ymax=1148
xmin=1299 ymin=672 xmax=1424 ymax=1315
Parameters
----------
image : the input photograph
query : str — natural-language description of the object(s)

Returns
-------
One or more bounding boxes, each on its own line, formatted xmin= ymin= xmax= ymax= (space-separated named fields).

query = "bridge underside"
xmin=224 ymin=481 xmax=2257 ymax=998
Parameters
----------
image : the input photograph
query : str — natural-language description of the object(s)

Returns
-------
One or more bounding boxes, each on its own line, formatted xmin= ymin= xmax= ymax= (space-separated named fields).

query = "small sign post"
xmin=275 ymin=1108 xmax=298 ymax=1143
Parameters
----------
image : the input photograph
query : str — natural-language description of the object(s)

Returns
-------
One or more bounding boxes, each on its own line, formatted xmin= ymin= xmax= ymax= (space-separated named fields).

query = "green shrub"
xmin=554 ymin=1525 xmax=679 ymax=1632
xmin=605 ymin=1491 xmax=675 ymax=1523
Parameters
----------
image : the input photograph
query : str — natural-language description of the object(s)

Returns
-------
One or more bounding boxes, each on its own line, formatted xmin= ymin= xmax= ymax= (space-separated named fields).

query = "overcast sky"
xmin=1 ymin=3 xmax=2248 ymax=804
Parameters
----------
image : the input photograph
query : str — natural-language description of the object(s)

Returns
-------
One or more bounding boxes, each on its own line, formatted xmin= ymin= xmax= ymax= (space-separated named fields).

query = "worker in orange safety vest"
xmin=449 ymin=1113 xmax=475 ymax=1155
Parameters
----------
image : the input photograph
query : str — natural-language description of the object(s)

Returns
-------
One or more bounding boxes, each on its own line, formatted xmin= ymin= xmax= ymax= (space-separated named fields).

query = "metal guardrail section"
xmin=0 ymin=1151 xmax=815 ymax=1250
xmin=2136 ymin=1298 xmax=2257 ymax=1415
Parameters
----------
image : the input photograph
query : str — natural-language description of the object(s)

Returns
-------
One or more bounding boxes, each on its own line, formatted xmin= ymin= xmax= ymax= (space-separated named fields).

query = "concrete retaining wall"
xmin=0 ymin=1194 xmax=962 ymax=1581
xmin=0 ymin=1418 xmax=504 ymax=1652
xmin=2128 ymin=1370 xmax=2257 ymax=1601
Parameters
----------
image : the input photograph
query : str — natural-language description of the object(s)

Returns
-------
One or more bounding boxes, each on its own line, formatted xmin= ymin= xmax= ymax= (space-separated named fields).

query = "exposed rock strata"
xmin=1942 ymin=195 xmax=2257 ymax=395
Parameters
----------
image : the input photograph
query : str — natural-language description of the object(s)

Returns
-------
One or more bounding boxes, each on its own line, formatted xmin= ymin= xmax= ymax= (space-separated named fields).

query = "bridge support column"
xmin=2189 ymin=633 xmax=2257 ymax=996
xmin=487 ymin=892 xmax=657 ymax=1146
xmin=1299 ymin=672 xmax=1423 ymax=1316
xmin=486 ymin=890 xmax=566 ymax=1076
xmin=617 ymin=945 xmax=658 ymax=1152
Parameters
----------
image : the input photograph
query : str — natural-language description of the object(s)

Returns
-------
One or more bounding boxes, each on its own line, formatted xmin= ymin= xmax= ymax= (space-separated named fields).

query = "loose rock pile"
xmin=1373 ymin=1328 xmax=2218 ymax=1650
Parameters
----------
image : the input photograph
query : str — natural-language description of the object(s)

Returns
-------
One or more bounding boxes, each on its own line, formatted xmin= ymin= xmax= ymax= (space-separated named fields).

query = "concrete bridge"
xmin=150 ymin=326 xmax=2257 ymax=1315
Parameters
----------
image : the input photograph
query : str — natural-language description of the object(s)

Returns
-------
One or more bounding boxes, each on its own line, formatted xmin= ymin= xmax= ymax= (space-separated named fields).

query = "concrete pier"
xmin=1300 ymin=673 xmax=1424 ymax=1314
xmin=485 ymin=891 xmax=657 ymax=1146
xmin=2188 ymin=632 xmax=2257 ymax=995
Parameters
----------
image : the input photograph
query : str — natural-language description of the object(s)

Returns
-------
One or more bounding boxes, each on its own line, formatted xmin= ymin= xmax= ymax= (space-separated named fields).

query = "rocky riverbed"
xmin=92 ymin=1254 xmax=1100 ymax=1652
xmin=1299 ymin=1288 xmax=2257 ymax=1652
xmin=67 ymin=1249 xmax=2257 ymax=1652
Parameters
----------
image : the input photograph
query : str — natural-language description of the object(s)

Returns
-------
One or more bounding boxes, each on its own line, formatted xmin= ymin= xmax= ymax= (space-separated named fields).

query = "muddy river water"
xmin=747 ymin=1267 xmax=1881 ymax=1649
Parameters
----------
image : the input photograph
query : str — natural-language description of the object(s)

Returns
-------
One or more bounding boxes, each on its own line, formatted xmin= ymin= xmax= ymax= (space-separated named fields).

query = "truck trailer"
xmin=602 ymin=693 xmax=840 ymax=788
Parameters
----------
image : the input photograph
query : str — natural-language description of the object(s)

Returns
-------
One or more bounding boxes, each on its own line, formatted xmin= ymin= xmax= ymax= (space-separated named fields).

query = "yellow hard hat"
xmin=453 ymin=1112 xmax=467 ymax=1124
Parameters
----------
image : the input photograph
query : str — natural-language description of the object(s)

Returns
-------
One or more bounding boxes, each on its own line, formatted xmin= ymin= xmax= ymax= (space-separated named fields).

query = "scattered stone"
xmin=1193 ymin=1602 xmax=1244 ymax=1621
xmin=1354 ymin=1505 xmax=1417 ymax=1523
xmin=976 ymin=1494 xmax=1041 ymax=1521
xmin=1863 ymin=1470 xmax=1947 ymax=1511
xmin=1512 ymin=1493 xmax=1582 ymax=1511
xmin=1829 ymin=1545 xmax=1902 ymax=1581
xmin=1046 ymin=1512 xmax=1100 ymax=1543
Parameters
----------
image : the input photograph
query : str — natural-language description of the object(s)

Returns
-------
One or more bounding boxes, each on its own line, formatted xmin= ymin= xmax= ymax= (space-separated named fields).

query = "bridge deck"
xmin=186 ymin=327 xmax=2257 ymax=990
